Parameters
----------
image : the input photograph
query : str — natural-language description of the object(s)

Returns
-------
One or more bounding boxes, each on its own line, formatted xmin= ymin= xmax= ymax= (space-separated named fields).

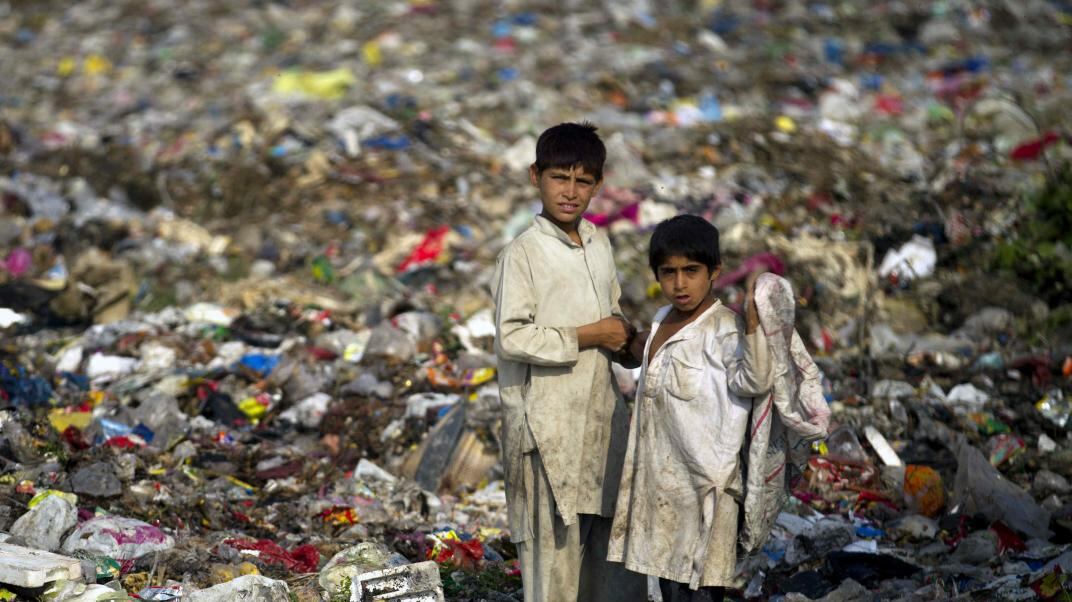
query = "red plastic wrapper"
xmin=62 ymin=425 xmax=91 ymax=450
xmin=990 ymin=521 xmax=1026 ymax=554
xmin=221 ymin=538 xmax=319 ymax=573
xmin=1010 ymin=131 xmax=1060 ymax=161
xmin=397 ymin=225 xmax=450 ymax=273
xmin=431 ymin=537 xmax=485 ymax=571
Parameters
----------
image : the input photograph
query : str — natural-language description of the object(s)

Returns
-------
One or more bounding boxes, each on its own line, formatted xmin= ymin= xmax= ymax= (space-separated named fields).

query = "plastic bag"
xmin=953 ymin=440 xmax=1051 ymax=540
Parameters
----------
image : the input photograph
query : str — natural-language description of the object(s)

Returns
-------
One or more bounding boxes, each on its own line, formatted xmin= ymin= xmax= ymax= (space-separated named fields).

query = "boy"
xmin=492 ymin=122 xmax=647 ymax=601
xmin=608 ymin=215 xmax=773 ymax=601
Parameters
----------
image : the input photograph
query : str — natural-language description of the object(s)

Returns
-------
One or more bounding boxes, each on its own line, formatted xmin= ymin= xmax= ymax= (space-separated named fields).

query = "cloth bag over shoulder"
xmin=740 ymin=273 xmax=831 ymax=553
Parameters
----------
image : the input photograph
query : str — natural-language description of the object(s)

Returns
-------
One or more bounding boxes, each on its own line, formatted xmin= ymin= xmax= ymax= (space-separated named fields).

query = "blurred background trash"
xmin=0 ymin=0 xmax=1070 ymax=599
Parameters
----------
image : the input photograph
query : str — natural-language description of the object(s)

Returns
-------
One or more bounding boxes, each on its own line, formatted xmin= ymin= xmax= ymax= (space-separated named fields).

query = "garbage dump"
xmin=1 ymin=0 xmax=1071 ymax=600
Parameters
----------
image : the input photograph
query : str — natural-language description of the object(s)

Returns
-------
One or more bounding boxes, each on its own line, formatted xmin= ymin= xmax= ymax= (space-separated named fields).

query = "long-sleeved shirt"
xmin=492 ymin=215 xmax=632 ymax=543
xmin=608 ymin=301 xmax=772 ymax=588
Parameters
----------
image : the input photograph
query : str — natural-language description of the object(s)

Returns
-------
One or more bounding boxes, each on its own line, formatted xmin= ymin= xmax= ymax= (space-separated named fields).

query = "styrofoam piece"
xmin=352 ymin=561 xmax=445 ymax=602
xmin=0 ymin=542 xmax=83 ymax=588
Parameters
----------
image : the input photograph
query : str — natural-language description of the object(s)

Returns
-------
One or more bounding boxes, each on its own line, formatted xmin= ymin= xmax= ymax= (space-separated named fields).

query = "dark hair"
xmin=534 ymin=122 xmax=606 ymax=181
xmin=649 ymin=215 xmax=721 ymax=276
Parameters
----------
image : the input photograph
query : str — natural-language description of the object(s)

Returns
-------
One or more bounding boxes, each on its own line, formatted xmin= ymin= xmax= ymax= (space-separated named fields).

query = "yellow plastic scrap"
xmin=210 ymin=564 xmax=239 ymax=584
xmin=477 ymin=527 xmax=503 ymax=540
xmin=48 ymin=408 xmax=93 ymax=433
xmin=0 ymin=587 xmax=15 ymax=601
xmin=181 ymin=465 xmax=202 ymax=483
xmin=238 ymin=397 xmax=268 ymax=422
xmin=775 ymin=115 xmax=797 ymax=134
xmin=462 ymin=367 xmax=496 ymax=387
xmin=272 ymin=67 xmax=356 ymax=100
xmin=362 ymin=40 xmax=383 ymax=66
xmin=121 ymin=572 xmax=149 ymax=594
xmin=28 ymin=489 xmax=78 ymax=508
xmin=429 ymin=529 xmax=460 ymax=557
xmin=57 ymin=57 xmax=76 ymax=77
xmin=84 ymin=54 xmax=113 ymax=75
xmin=343 ymin=342 xmax=366 ymax=363
xmin=226 ymin=475 xmax=257 ymax=494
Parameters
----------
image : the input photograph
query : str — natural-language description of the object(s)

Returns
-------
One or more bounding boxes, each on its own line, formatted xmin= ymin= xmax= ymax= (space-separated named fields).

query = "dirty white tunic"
xmin=493 ymin=215 xmax=633 ymax=544
xmin=608 ymin=301 xmax=772 ymax=589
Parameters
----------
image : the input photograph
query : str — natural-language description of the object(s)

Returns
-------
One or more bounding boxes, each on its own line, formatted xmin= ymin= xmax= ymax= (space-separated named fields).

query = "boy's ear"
xmin=529 ymin=164 xmax=540 ymax=186
xmin=709 ymin=264 xmax=722 ymax=281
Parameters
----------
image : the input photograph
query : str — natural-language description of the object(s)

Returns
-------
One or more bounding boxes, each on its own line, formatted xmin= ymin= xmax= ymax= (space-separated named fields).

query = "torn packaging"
xmin=741 ymin=273 xmax=831 ymax=554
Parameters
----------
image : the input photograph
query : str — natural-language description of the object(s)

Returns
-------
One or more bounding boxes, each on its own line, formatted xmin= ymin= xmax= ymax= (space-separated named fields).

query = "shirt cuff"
xmin=562 ymin=326 xmax=579 ymax=359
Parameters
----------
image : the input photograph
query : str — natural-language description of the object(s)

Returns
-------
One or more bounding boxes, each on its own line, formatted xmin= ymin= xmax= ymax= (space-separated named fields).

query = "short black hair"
xmin=534 ymin=122 xmax=606 ymax=181
xmin=649 ymin=215 xmax=721 ymax=276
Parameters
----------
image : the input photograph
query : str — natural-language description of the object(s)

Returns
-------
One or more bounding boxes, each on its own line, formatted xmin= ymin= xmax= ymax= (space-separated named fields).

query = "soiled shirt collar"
xmin=534 ymin=214 xmax=595 ymax=247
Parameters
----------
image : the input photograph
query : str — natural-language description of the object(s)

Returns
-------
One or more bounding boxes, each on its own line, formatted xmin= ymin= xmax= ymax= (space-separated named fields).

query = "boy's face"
xmin=657 ymin=255 xmax=721 ymax=313
xmin=530 ymin=164 xmax=602 ymax=231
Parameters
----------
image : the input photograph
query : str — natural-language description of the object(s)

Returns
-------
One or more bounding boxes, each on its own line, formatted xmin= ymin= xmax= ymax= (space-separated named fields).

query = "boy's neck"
xmin=540 ymin=211 xmax=583 ymax=245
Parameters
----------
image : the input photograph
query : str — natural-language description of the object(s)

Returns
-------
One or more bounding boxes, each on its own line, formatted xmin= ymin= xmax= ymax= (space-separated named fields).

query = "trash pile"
xmin=1 ymin=0 xmax=1071 ymax=600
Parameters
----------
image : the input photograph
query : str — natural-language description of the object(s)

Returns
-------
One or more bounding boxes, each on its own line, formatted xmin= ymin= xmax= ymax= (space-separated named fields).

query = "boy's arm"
xmin=724 ymin=271 xmax=772 ymax=396
xmin=494 ymin=246 xmax=580 ymax=366
xmin=606 ymin=258 xmax=640 ymax=366
xmin=723 ymin=326 xmax=773 ymax=397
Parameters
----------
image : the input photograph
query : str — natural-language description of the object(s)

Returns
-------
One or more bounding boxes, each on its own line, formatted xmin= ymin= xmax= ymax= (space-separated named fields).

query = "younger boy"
xmin=492 ymin=122 xmax=647 ymax=601
xmin=608 ymin=215 xmax=773 ymax=601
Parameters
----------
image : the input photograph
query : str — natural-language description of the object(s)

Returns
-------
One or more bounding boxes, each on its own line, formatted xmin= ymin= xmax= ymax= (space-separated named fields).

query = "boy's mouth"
xmin=558 ymin=202 xmax=579 ymax=213
xmin=674 ymin=294 xmax=690 ymax=304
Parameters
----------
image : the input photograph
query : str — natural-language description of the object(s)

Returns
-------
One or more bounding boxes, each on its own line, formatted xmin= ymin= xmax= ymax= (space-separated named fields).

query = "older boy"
xmin=492 ymin=123 xmax=646 ymax=601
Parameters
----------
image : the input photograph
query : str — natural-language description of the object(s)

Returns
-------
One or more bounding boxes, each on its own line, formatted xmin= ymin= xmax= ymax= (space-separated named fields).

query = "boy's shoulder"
xmin=497 ymin=223 xmax=542 ymax=259
xmin=705 ymin=302 xmax=745 ymax=333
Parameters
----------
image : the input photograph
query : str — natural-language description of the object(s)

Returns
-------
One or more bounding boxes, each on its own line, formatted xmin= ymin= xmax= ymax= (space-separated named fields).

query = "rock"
xmin=70 ymin=462 xmax=122 ymax=498
xmin=786 ymin=518 xmax=856 ymax=566
xmin=950 ymin=530 xmax=999 ymax=565
xmin=1034 ymin=470 xmax=1071 ymax=496
xmin=816 ymin=578 xmax=870 ymax=602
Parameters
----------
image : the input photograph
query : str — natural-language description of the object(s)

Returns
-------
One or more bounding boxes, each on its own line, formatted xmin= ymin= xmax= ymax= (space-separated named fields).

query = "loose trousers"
xmin=515 ymin=451 xmax=647 ymax=602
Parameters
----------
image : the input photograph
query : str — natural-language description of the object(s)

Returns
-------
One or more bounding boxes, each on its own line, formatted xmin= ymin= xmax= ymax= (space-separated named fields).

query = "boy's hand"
xmin=744 ymin=268 xmax=765 ymax=334
xmin=578 ymin=317 xmax=632 ymax=352
xmin=628 ymin=329 xmax=649 ymax=361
